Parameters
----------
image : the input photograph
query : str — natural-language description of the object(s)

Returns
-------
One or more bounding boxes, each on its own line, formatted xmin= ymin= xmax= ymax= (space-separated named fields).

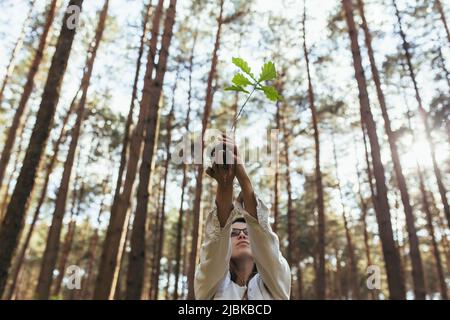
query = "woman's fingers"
xmin=213 ymin=149 xmax=240 ymax=165
xmin=205 ymin=166 xmax=216 ymax=179
xmin=214 ymin=141 xmax=239 ymax=157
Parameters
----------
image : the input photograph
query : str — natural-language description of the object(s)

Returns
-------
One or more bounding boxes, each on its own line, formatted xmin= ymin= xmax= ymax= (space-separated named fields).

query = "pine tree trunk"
xmin=0 ymin=0 xmax=35 ymax=114
xmin=94 ymin=0 xmax=164 ymax=300
xmin=108 ymin=0 xmax=153 ymax=295
xmin=435 ymin=0 xmax=450 ymax=43
xmin=331 ymin=130 xmax=359 ymax=299
xmin=419 ymin=170 xmax=448 ymax=299
xmin=173 ymin=29 xmax=197 ymax=301
xmin=302 ymin=1 xmax=326 ymax=298
xmin=52 ymin=179 xmax=83 ymax=297
xmin=150 ymin=202 xmax=163 ymax=300
xmin=35 ymin=1 xmax=108 ymax=299
xmin=436 ymin=46 xmax=450 ymax=92
xmin=280 ymin=109 xmax=297 ymax=296
xmin=126 ymin=0 xmax=177 ymax=300
xmin=113 ymin=207 xmax=133 ymax=300
xmin=342 ymin=0 xmax=406 ymax=299
xmin=353 ymin=138 xmax=377 ymax=300
xmin=361 ymin=123 xmax=378 ymax=214
xmin=109 ymin=0 xmax=152 ymax=240
xmin=149 ymin=177 xmax=163 ymax=299
xmin=405 ymin=99 xmax=448 ymax=300
xmin=357 ymin=0 xmax=426 ymax=299
xmin=2 ymin=90 xmax=79 ymax=300
xmin=0 ymin=111 xmax=30 ymax=219
xmin=80 ymin=177 xmax=108 ymax=299
xmin=181 ymin=205 xmax=192 ymax=298
xmin=434 ymin=202 xmax=450 ymax=275
xmin=0 ymin=0 xmax=84 ymax=297
xmin=273 ymin=100 xmax=281 ymax=234
xmin=149 ymin=77 xmax=176 ymax=300
xmin=187 ymin=0 xmax=225 ymax=300
xmin=393 ymin=0 xmax=450 ymax=230
xmin=0 ymin=0 xmax=59 ymax=189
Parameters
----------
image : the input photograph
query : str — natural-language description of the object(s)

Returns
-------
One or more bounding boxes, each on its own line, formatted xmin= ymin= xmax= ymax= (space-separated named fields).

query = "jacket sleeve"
xmin=194 ymin=206 xmax=238 ymax=300
xmin=240 ymin=197 xmax=291 ymax=300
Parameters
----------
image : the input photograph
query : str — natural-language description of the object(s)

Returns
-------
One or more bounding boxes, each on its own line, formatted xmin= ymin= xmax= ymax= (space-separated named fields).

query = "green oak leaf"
xmin=232 ymin=57 xmax=254 ymax=78
xmin=258 ymin=61 xmax=277 ymax=82
xmin=225 ymin=85 xmax=250 ymax=94
xmin=232 ymin=73 xmax=252 ymax=87
xmin=260 ymin=85 xmax=282 ymax=101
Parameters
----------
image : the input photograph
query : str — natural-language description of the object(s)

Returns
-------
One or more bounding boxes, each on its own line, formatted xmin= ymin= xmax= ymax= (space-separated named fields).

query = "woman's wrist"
xmin=216 ymin=183 xmax=234 ymax=227
xmin=237 ymin=172 xmax=252 ymax=191
xmin=236 ymin=165 xmax=249 ymax=184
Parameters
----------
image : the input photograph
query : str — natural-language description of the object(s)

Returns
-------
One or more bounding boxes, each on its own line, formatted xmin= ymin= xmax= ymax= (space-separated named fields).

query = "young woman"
xmin=194 ymin=135 xmax=291 ymax=300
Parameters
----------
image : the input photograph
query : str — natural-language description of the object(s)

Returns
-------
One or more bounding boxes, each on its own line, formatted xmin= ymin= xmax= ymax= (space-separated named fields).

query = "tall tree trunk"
xmin=150 ymin=201 xmax=163 ymax=300
xmin=149 ymin=176 xmax=163 ymax=299
xmin=279 ymin=105 xmax=303 ymax=300
xmin=115 ymin=1 xmax=155 ymax=296
xmin=435 ymin=0 xmax=450 ymax=43
xmin=342 ymin=0 xmax=405 ymax=299
xmin=436 ymin=46 xmax=450 ymax=92
xmin=393 ymin=0 xmax=450 ymax=230
xmin=420 ymin=172 xmax=448 ymax=299
xmin=109 ymin=0 xmax=152 ymax=242
xmin=181 ymin=205 xmax=192 ymax=298
xmin=113 ymin=207 xmax=133 ymax=300
xmin=280 ymin=106 xmax=297 ymax=298
xmin=0 ymin=0 xmax=84 ymax=297
xmin=433 ymin=199 xmax=450 ymax=275
xmin=173 ymin=29 xmax=197 ymax=301
xmin=108 ymin=0 xmax=153 ymax=295
xmin=125 ymin=0 xmax=177 ymax=300
xmin=272 ymin=103 xmax=280 ymax=234
xmin=331 ymin=129 xmax=359 ymax=299
xmin=35 ymin=1 xmax=108 ymax=299
xmin=357 ymin=0 xmax=426 ymax=299
xmin=80 ymin=176 xmax=109 ymax=299
xmin=405 ymin=100 xmax=448 ymax=300
xmin=187 ymin=0 xmax=225 ymax=300
xmin=0 ymin=0 xmax=59 ymax=189
xmin=0 ymin=0 xmax=36 ymax=113
xmin=0 ymin=111 xmax=30 ymax=219
xmin=52 ymin=176 xmax=84 ymax=297
xmin=353 ymin=138 xmax=377 ymax=300
xmin=302 ymin=1 xmax=326 ymax=299
xmin=361 ymin=123 xmax=378 ymax=215
xmin=3 ymin=90 xmax=79 ymax=300
xmin=94 ymin=0 xmax=165 ymax=300
xmin=151 ymin=70 xmax=178 ymax=300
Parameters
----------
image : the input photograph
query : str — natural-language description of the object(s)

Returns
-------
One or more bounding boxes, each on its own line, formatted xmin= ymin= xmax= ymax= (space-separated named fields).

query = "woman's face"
xmin=230 ymin=222 xmax=252 ymax=259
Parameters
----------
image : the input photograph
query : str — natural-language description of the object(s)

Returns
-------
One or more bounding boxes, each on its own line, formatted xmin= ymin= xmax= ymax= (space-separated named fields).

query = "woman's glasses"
xmin=231 ymin=228 xmax=248 ymax=237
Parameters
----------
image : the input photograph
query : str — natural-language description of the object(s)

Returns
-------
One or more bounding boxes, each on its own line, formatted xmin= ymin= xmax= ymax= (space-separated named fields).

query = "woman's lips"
xmin=236 ymin=240 xmax=250 ymax=247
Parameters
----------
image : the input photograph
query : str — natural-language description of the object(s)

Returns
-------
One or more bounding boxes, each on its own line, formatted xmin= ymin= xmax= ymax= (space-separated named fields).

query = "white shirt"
xmin=194 ymin=196 xmax=291 ymax=300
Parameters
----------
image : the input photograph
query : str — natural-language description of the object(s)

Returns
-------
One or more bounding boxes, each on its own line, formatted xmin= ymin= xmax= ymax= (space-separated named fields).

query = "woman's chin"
xmin=232 ymin=249 xmax=252 ymax=260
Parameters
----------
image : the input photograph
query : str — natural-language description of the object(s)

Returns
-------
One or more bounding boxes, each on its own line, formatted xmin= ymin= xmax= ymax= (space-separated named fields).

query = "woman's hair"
xmin=232 ymin=217 xmax=246 ymax=224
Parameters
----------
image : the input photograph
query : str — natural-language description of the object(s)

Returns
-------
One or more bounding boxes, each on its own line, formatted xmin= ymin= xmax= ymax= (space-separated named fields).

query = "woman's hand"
xmin=206 ymin=135 xmax=247 ymax=181
xmin=206 ymin=135 xmax=257 ymax=220
xmin=205 ymin=135 xmax=237 ymax=227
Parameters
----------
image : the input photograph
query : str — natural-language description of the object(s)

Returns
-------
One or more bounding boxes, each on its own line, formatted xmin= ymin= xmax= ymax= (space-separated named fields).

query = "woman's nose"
xmin=238 ymin=232 xmax=247 ymax=239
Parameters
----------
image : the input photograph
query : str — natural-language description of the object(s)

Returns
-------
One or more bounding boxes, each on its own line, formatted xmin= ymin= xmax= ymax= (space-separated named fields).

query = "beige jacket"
xmin=194 ymin=196 xmax=291 ymax=300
